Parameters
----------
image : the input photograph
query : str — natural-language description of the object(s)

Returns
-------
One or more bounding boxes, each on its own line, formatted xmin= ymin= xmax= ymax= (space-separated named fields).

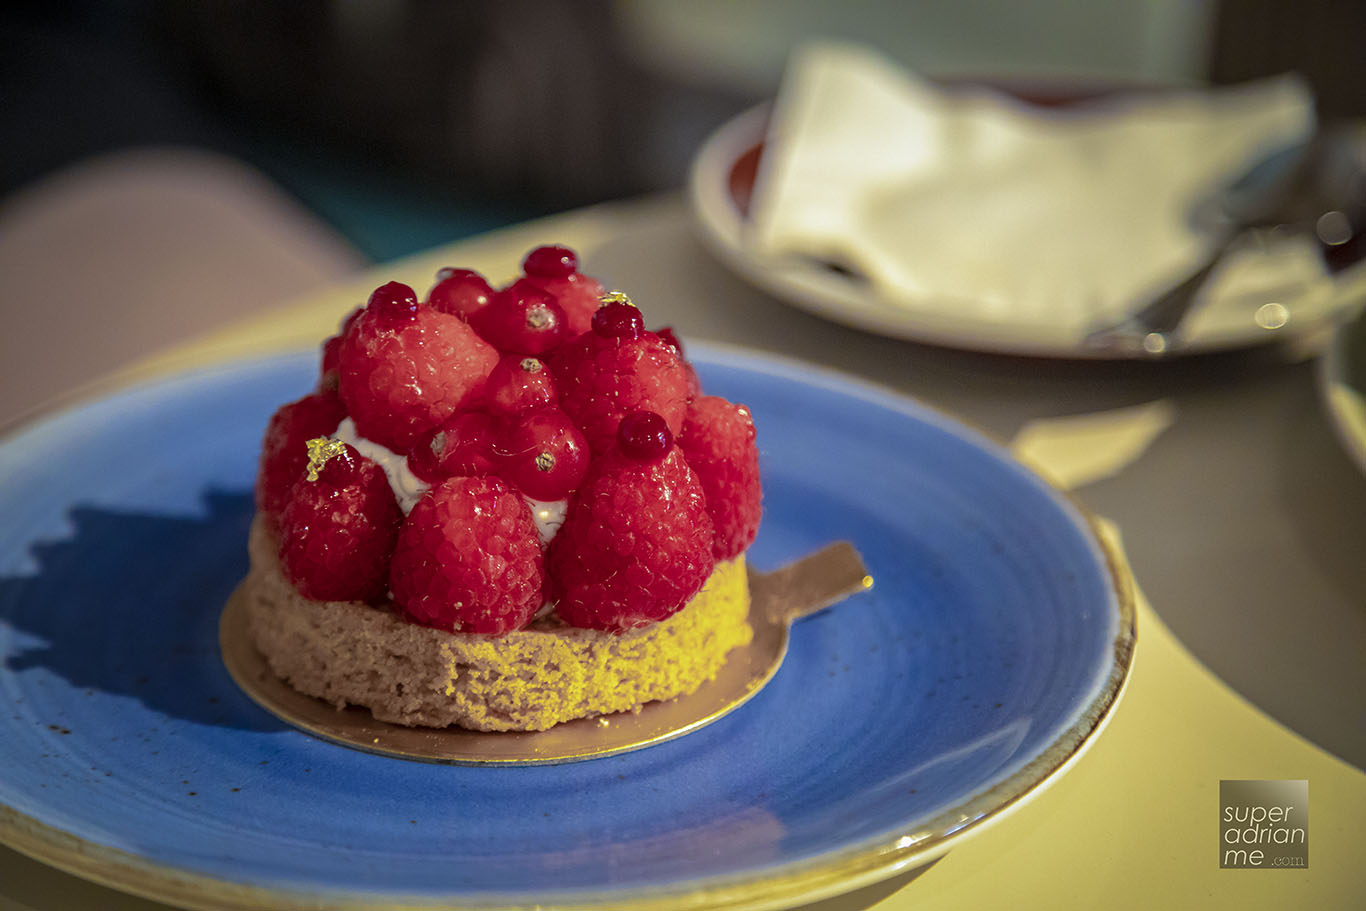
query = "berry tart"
xmin=242 ymin=246 xmax=763 ymax=732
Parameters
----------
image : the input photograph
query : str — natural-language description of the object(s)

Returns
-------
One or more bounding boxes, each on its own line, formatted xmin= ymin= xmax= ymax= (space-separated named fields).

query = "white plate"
xmin=689 ymin=104 xmax=1366 ymax=359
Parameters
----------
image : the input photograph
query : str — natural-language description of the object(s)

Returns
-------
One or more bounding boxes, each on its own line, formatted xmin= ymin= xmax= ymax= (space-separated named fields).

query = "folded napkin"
xmin=748 ymin=43 xmax=1321 ymax=343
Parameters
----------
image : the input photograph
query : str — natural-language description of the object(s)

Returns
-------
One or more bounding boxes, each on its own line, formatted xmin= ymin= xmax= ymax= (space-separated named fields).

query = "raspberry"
xmin=428 ymin=268 xmax=494 ymax=321
xmin=679 ymin=396 xmax=762 ymax=559
xmin=551 ymin=305 xmax=691 ymax=454
xmin=656 ymin=326 xmax=703 ymax=399
xmin=406 ymin=410 xmax=501 ymax=483
xmin=337 ymin=282 xmax=499 ymax=452
xmin=390 ymin=476 xmax=546 ymax=634
xmin=497 ymin=408 xmax=589 ymax=501
xmin=318 ymin=308 xmax=363 ymax=392
xmin=655 ymin=326 xmax=684 ymax=353
xmin=278 ymin=439 xmax=402 ymax=602
xmin=256 ymin=390 xmax=347 ymax=531
xmin=319 ymin=336 xmax=343 ymax=391
xmin=471 ymin=279 xmax=568 ymax=356
xmin=522 ymin=248 xmax=605 ymax=335
xmin=484 ymin=355 xmax=557 ymax=417
xmin=548 ymin=423 xmax=715 ymax=631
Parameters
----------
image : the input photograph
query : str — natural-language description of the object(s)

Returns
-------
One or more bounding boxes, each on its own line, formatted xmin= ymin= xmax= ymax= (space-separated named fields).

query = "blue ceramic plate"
xmin=0 ymin=348 xmax=1134 ymax=911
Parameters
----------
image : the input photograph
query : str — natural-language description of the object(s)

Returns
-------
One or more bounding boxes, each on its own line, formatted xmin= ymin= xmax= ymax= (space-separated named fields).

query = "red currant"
xmin=498 ymin=409 xmax=589 ymax=501
xmin=592 ymin=300 xmax=644 ymax=339
xmin=407 ymin=410 xmax=501 ymax=483
xmin=485 ymin=355 xmax=557 ymax=417
xmin=366 ymin=281 xmax=420 ymax=325
xmin=522 ymin=244 xmax=579 ymax=279
xmin=472 ymin=279 xmax=568 ymax=355
xmin=618 ymin=410 xmax=673 ymax=461
xmin=428 ymin=268 xmax=494 ymax=321
xmin=526 ymin=272 xmax=606 ymax=336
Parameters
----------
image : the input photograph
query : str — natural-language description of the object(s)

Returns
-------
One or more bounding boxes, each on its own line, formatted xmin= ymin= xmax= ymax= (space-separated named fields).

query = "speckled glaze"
xmin=0 ymin=347 xmax=1133 ymax=911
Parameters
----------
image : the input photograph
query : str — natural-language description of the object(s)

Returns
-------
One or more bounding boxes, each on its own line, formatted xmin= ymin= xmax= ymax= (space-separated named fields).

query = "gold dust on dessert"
xmin=304 ymin=437 xmax=347 ymax=481
xmin=599 ymin=290 xmax=634 ymax=307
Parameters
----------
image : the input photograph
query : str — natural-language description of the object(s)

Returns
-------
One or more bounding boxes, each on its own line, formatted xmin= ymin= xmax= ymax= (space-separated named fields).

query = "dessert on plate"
xmin=242 ymin=245 xmax=763 ymax=732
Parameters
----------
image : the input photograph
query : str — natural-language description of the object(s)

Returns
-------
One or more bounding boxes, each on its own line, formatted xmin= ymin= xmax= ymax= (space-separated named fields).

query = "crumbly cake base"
xmin=242 ymin=517 xmax=753 ymax=732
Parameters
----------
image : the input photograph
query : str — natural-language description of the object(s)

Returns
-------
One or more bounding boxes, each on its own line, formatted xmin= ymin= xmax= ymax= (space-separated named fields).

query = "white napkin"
xmin=748 ymin=43 xmax=1321 ymax=342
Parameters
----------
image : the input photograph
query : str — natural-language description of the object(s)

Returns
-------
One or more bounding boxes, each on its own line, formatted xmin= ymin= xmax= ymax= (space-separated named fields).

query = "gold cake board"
xmin=220 ymin=542 xmax=871 ymax=765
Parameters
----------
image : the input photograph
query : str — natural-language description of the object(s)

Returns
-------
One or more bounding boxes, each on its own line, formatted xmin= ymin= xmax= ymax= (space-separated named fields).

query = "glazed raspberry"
xmin=549 ymin=444 xmax=715 ymax=631
xmin=406 ymin=410 xmax=500 ymax=483
xmin=337 ymin=283 xmax=499 ymax=452
xmin=498 ymin=408 xmax=589 ymax=501
xmin=319 ymin=336 xmax=343 ymax=391
xmin=428 ymin=268 xmax=494 ymax=322
xmin=390 ymin=476 xmax=545 ymax=634
xmin=318 ymin=308 xmax=363 ymax=392
xmin=278 ymin=439 xmax=402 ymax=602
xmin=655 ymin=326 xmax=683 ymax=355
xmin=471 ymin=279 xmax=568 ymax=356
xmin=523 ymin=265 xmax=606 ymax=336
xmin=522 ymin=244 xmax=578 ymax=279
xmin=484 ymin=355 xmax=557 ymax=417
xmin=552 ymin=313 xmax=691 ymax=454
xmin=655 ymin=325 xmax=703 ymax=398
xmin=256 ymin=390 xmax=347 ymax=531
xmin=679 ymin=396 xmax=762 ymax=559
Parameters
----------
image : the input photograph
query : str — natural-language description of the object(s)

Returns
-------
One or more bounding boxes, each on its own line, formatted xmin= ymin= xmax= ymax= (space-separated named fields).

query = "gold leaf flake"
xmin=304 ymin=437 xmax=348 ymax=481
xmin=599 ymin=290 xmax=634 ymax=307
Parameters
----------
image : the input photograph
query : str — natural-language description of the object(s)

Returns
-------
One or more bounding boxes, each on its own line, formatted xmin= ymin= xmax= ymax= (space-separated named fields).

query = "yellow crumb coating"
xmin=242 ymin=517 xmax=753 ymax=731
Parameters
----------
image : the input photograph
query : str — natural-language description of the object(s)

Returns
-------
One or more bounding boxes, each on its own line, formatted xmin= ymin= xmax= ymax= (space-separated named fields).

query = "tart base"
xmin=239 ymin=517 xmax=753 ymax=733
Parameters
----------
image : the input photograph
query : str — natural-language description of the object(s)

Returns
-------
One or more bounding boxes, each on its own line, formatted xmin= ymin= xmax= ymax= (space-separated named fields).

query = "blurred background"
xmin=5 ymin=0 xmax=1364 ymax=263
xmin=5 ymin=5 xmax=1366 ymax=905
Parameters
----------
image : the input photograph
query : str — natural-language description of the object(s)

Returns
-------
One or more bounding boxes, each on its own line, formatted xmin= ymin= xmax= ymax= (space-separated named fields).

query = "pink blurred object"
xmin=0 ymin=147 xmax=366 ymax=430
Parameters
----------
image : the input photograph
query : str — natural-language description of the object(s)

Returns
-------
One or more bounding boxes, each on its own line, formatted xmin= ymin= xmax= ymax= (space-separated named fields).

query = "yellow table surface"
xmin=7 ymin=209 xmax=1364 ymax=910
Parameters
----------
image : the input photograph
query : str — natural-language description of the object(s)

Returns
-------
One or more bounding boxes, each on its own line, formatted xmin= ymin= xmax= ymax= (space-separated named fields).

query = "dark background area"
xmin=2 ymin=0 xmax=1363 ymax=263
xmin=0 ymin=0 xmax=759 ymax=261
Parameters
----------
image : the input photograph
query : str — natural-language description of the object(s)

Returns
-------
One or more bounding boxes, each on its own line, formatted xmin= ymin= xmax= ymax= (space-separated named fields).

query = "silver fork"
xmin=1080 ymin=230 xmax=1312 ymax=356
xmin=1082 ymin=129 xmax=1366 ymax=356
xmin=1082 ymin=243 xmax=1239 ymax=356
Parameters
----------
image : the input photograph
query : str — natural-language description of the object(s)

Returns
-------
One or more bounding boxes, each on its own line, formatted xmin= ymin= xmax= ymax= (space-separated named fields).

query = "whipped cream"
xmin=526 ymin=498 xmax=568 ymax=544
xmin=331 ymin=420 xmax=570 ymax=546
xmin=334 ymin=418 xmax=430 ymax=514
